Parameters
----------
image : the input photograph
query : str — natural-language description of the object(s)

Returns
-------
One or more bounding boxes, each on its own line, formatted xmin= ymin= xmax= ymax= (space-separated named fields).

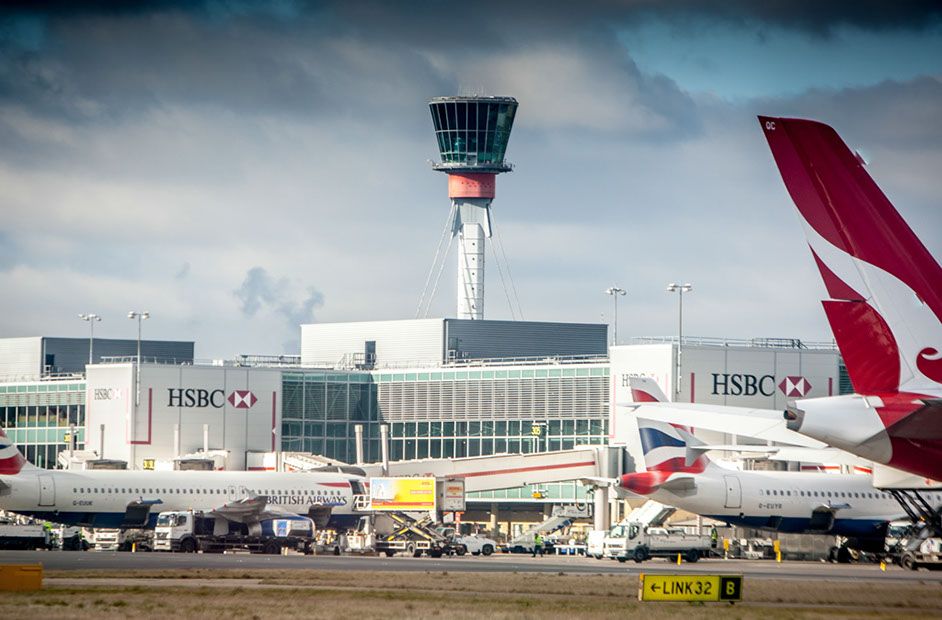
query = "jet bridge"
xmin=357 ymin=446 xmax=611 ymax=494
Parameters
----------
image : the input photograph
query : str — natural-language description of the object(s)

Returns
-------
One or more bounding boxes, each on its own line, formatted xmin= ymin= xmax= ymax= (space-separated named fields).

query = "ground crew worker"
xmin=710 ymin=525 xmax=718 ymax=549
xmin=532 ymin=532 xmax=544 ymax=557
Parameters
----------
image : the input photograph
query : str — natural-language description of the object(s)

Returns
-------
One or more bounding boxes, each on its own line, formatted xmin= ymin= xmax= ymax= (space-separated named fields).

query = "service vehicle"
xmin=453 ymin=534 xmax=497 ymax=556
xmin=153 ymin=510 xmax=315 ymax=554
xmin=615 ymin=524 xmax=713 ymax=563
xmin=587 ymin=529 xmax=607 ymax=559
xmin=899 ymin=536 xmax=942 ymax=571
xmin=372 ymin=513 xmax=467 ymax=558
xmin=0 ymin=521 xmax=51 ymax=550
xmin=89 ymin=528 xmax=152 ymax=552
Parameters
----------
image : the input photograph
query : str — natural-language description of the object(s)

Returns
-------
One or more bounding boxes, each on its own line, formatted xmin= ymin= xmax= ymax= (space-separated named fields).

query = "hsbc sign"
xmin=712 ymin=373 xmax=813 ymax=398
xmin=228 ymin=390 xmax=257 ymax=409
xmin=168 ymin=388 xmax=258 ymax=409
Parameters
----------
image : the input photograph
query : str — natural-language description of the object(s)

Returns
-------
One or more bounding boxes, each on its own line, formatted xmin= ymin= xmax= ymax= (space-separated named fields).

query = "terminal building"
xmin=0 ymin=325 xmax=845 ymax=515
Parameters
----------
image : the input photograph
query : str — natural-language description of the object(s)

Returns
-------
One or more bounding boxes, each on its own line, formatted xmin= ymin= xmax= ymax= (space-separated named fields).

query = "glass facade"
xmin=0 ymin=381 xmax=86 ymax=468
xmin=430 ymin=97 xmax=517 ymax=168
xmin=280 ymin=364 xmax=610 ymax=504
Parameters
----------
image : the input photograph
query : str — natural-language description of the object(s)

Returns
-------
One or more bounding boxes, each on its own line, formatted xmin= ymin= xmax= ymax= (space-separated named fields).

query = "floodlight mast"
xmin=666 ymin=283 xmax=693 ymax=398
xmin=429 ymin=96 xmax=518 ymax=320
xmin=78 ymin=313 xmax=101 ymax=364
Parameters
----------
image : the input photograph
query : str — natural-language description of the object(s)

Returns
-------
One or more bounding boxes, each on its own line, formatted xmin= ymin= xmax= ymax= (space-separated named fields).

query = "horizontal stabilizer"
xmin=659 ymin=476 xmax=696 ymax=494
xmin=621 ymin=402 xmax=826 ymax=448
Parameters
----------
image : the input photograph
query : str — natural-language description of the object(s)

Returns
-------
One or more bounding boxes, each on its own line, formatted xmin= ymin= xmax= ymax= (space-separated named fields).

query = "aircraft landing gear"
xmin=827 ymin=544 xmax=855 ymax=564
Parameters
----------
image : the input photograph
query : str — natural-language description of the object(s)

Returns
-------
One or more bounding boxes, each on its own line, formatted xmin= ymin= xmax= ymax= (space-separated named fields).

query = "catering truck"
xmin=615 ymin=525 xmax=713 ymax=563
xmin=153 ymin=510 xmax=315 ymax=555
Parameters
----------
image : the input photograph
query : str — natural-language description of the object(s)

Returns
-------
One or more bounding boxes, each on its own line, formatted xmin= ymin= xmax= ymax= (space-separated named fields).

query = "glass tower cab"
xmin=428 ymin=96 xmax=518 ymax=320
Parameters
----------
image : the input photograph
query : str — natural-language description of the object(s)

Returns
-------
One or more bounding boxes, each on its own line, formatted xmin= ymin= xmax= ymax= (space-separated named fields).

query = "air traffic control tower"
xmin=430 ymin=96 xmax=518 ymax=320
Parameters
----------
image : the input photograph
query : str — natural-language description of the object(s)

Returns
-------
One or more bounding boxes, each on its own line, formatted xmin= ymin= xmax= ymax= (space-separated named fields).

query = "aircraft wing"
xmin=688 ymin=444 xmax=872 ymax=468
xmin=621 ymin=402 xmax=827 ymax=448
xmin=209 ymin=496 xmax=295 ymax=523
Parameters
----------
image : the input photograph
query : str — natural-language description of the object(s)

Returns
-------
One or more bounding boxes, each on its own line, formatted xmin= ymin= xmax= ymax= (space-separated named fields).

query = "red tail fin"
xmin=0 ymin=427 xmax=29 ymax=475
xmin=759 ymin=116 xmax=942 ymax=396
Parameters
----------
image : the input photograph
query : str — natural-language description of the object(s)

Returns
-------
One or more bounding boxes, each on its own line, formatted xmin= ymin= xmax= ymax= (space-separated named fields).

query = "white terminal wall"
xmin=610 ymin=343 xmax=839 ymax=409
xmin=300 ymin=318 xmax=608 ymax=367
xmin=302 ymin=319 xmax=445 ymax=366
xmin=85 ymin=364 xmax=282 ymax=470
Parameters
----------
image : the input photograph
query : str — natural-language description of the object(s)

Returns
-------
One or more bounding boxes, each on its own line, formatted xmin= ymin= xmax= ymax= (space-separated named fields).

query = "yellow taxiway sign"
xmin=638 ymin=573 xmax=743 ymax=602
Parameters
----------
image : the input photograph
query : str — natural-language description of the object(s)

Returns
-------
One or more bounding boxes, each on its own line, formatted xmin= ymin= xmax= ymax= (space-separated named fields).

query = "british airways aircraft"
xmin=0 ymin=427 xmax=366 ymax=529
xmin=759 ymin=116 xmax=942 ymax=482
xmin=620 ymin=417 xmax=913 ymax=558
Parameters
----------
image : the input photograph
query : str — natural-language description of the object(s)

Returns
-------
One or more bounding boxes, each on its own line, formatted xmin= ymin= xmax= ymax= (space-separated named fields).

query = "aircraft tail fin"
xmin=619 ymin=418 xmax=707 ymax=495
xmin=0 ymin=426 xmax=33 ymax=475
xmin=759 ymin=116 xmax=942 ymax=396
xmin=637 ymin=418 xmax=709 ymax=473
xmin=627 ymin=376 xmax=670 ymax=403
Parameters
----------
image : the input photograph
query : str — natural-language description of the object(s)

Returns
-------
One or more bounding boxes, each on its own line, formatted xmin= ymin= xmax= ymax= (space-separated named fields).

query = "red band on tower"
xmin=448 ymin=173 xmax=496 ymax=199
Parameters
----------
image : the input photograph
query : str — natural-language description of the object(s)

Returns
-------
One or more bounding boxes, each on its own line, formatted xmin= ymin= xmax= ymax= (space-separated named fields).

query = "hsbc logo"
xmin=168 ymin=388 xmax=258 ymax=409
xmin=778 ymin=376 xmax=812 ymax=397
xmin=711 ymin=373 xmax=814 ymax=398
xmin=712 ymin=373 xmax=775 ymax=397
xmin=93 ymin=388 xmax=122 ymax=401
xmin=228 ymin=390 xmax=257 ymax=409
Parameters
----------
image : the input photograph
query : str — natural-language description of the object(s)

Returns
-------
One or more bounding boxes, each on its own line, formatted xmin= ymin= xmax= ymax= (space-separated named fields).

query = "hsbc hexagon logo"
xmin=228 ymin=390 xmax=257 ymax=409
xmin=778 ymin=376 xmax=812 ymax=398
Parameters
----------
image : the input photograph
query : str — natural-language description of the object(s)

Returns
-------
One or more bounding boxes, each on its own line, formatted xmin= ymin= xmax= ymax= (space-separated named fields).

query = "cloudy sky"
xmin=1 ymin=1 xmax=940 ymax=358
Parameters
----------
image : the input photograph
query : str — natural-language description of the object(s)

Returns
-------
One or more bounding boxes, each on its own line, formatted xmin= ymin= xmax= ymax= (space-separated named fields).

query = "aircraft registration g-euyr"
xmin=0 ymin=426 xmax=366 ymax=529
xmin=759 ymin=116 xmax=942 ymax=482
xmin=617 ymin=416 xmax=912 ymax=555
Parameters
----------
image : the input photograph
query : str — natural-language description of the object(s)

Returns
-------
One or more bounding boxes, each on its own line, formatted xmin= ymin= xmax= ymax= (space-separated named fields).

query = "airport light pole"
xmin=604 ymin=286 xmax=627 ymax=346
xmin=78 ymin=313 xmax=101 ymax=365
xmin=128 ymin=311 xmax=149 ymax=406
xmin=666 ymin=283 xmax=692 ymax=399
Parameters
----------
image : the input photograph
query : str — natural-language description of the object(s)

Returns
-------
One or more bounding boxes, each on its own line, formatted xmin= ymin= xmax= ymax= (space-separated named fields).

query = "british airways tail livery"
xmin=0 ymin=426 xmax=33 ymax=475
xmin=0 ymin=426 xmax=365 ymax=530
xmin=620 ymin=418 xmax=910 ymax=554
xmin=759 ymin=116 xmax=942 ymax=480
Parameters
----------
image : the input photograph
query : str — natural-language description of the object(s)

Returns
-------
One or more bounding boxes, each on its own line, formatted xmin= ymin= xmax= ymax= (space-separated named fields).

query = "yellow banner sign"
xmin=638 ymin=574 xmax=743 ymax=602
xmin=369 ymin=477 xmax=437 ymax=511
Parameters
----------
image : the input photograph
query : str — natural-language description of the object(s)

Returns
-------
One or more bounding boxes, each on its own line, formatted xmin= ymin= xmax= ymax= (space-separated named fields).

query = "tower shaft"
xmin=453 ymin=197 xmax=492 ymax=320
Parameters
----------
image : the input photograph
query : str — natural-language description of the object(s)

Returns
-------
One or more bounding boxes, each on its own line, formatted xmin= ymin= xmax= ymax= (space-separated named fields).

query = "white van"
xmin=587 ymin=530 xmax=607 ymax=560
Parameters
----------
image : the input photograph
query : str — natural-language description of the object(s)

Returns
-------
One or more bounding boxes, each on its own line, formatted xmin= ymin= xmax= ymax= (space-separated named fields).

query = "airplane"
xmin=758 ymin=116 xmax=942 ymax=482
xmin=622 ymin=376 xmax=872 ymax=470
xmin=619 ymin=417 xmax=916 ymax=560
xmin=0 ymin=426 xmax=367 ymax=530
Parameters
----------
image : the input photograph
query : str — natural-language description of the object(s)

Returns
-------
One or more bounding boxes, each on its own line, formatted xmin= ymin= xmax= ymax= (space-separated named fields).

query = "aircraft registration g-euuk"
xmin=0 ymin=426 xmax=366 ymax=529
xmin=759 ymin=116 xmax=942 ymax=482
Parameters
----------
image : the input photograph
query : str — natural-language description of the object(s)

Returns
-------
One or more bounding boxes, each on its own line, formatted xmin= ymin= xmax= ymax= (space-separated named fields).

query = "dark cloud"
xmin=632 ymin=0 xmax=942 ymax=36
xmin=234 ymin=266 xmax=324 ymax=328
xmin=751 ymin=76 xmax=942 ymax=148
